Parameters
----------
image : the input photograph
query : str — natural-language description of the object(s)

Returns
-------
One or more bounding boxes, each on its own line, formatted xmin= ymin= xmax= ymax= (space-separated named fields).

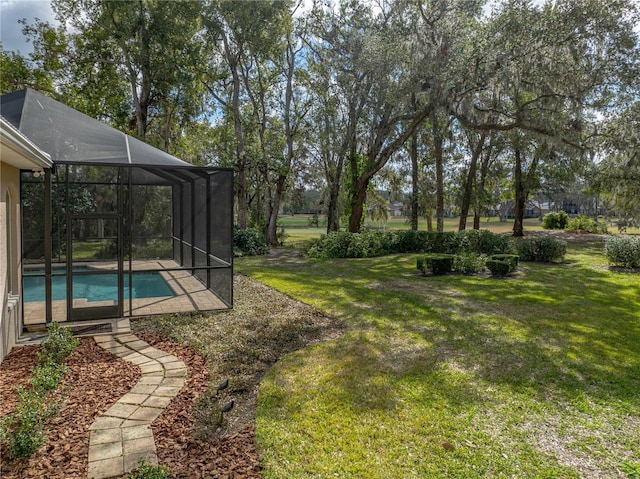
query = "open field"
xmin=236 ymin=236 xmax=640 ymax=478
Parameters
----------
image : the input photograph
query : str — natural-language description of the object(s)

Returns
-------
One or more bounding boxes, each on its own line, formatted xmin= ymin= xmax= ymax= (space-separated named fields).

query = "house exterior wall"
xmin=1 ymin=163 xmax=22 ymax=361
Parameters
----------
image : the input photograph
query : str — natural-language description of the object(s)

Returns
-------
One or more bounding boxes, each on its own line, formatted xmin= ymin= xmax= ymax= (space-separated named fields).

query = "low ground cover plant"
xmin=605 ymin=236 xmax=640 ymax=269
xmin=0 ymin=323 xmax=78 ymax=459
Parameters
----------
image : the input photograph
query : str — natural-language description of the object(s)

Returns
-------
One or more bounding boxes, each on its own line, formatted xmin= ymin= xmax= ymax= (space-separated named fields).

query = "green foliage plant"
xmin=3 ymin=388 xmax=56 ymax=458
xmin=128 ymin=460 xmax=170 ymax=479
xmin=605 ymin=236 xmax=640 ymax=269
xmin=233 ymin=227 xmax=269 ymax=256
xmin=490 ymin=254 xmax=519 ymax=271
xmin=37 ymin=321 xmax=79 ymax=364
xmin=452 ymin=252 xmax=487 ymax=274
xmin=542 ymin=211 xmax=569 ymax=230
xmin=2 ymin=322 xmax=78 ymax=459
xmin=457 ymin=230 xmax=512 ymax=255
xmin=515 ymin=236 xmax=567 ymax=262
xmin=486 ymin=259 xmax=512 ymax=277
xmin=416 ymin=254 xmax=454 ymax=275
xmin=566 ymin=215 xmax=608 ymax=234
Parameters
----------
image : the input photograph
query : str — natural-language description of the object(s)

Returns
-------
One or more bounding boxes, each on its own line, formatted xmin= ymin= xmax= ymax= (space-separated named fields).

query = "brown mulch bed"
xmin=0 ymin=333 xmax=262 ymax=478
xmin=0 ymin=337 xmax=140 ymax=478
xmin=137 ymin=332 xmax=263 ymax=478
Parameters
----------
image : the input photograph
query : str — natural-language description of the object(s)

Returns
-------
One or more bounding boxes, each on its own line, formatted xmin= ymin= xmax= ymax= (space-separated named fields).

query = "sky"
xmin=0 ymin=0 xmax=56 ymax=54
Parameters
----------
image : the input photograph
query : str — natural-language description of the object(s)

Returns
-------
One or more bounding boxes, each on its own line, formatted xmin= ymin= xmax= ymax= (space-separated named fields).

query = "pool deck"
xmin=23 ymin=260 xmax=228 ymax=326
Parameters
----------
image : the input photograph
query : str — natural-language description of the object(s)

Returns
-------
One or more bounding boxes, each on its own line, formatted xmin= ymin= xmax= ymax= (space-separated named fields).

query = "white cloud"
xmin=0 ymin=0 xmax=57 ymax=54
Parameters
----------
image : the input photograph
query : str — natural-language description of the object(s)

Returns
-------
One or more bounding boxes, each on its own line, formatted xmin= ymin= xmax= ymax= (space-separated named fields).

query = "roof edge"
xmin=0 ymin=116 xmax=53 ymax=169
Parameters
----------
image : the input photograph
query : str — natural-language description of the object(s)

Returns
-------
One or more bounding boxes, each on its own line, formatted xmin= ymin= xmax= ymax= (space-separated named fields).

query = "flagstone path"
xmin=87 ymin=334 xmax=187 ymax=479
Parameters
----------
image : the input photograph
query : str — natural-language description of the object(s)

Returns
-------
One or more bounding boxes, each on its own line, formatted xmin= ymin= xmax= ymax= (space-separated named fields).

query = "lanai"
xmin=0 ymin=89 xmax=233 ymax=332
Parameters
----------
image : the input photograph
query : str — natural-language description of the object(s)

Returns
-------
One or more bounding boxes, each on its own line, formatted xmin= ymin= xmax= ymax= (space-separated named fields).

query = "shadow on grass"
xmin=239 ymin=252 xmax=640 ymax=410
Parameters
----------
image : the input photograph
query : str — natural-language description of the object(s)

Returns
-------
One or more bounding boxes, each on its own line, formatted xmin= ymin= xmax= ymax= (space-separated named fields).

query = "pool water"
xmin=23 ymin=268 xmax=175 ymax=303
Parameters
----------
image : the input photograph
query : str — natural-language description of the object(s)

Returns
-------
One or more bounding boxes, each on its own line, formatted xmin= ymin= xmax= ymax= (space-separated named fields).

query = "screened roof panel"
xmin=0 ymin=88 xmax=191 ymax=168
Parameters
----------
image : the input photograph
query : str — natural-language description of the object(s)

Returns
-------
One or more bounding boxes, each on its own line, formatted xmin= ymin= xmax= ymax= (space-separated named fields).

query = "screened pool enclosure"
xmin=1 ymin=89 xmax=233 ymax=330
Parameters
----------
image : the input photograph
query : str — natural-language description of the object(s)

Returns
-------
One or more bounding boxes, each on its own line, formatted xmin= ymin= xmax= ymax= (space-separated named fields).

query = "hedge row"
xmin=417 ymin=253 xmax=520 ymax=277
xmin=307 ymin=229 xmax=512 ymax=259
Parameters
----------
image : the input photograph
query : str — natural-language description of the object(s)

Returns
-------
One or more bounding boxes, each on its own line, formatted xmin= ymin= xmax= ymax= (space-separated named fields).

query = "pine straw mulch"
xmin=0 ymin=333 xmax=262 ymax=478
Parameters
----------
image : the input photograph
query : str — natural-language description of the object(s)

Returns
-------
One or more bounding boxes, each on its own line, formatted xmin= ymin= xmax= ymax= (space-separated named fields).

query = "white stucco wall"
xmin=1 ymin=163 xmax=22 ymax=361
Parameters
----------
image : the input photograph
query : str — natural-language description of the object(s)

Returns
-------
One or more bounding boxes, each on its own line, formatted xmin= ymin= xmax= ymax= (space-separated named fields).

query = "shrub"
xmin=30 ymin=361 xmax=66 ymax=393
xmin=605 ymin=236 xmax=640 ymax=269
xmin=395 ymin=230 xmax=430 ymax=253
xmin=566 ymin=215 xmax=608 ymax=234
xmin=515 ymin=236 xmax=567 ymax=262
xmin=1 ymin=322 xmax=78 ymax=460
xmin=4 ymin=385 xmax=59 ymax=459
xmin=37 ymin=322 xmax=79 ymax=364
xmin=453 ymin=253 xmax=487 ymax=274
xmin=542 ymin=211 xmax=569 ymax=230
xmin=486 ymin=260 xmax=512 ymax=277
xmin=132 ymin=239 xmax=172 ymax=260
xmin=417 ymin=254 xmax=454 ymax=275
xmin=233 ymin=227 xmax=268 ymax=256
xmin=491 ymin=254 xmax=519 ymax=271
xmin=458 ymin=230 xmax=512 ymax=255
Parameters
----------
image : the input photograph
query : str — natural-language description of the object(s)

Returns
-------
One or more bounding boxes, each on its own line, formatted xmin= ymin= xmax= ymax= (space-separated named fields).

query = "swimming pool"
xmin=23 ymin=268 xmax=175 ymax=303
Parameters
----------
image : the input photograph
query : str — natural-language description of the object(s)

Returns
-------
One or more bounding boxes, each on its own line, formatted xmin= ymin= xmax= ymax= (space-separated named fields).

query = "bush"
xmin=566 ymin=215 xmax=608 ymax=234
xmin=542 ymin=211 xmax=569 ymax=230
xmin=307 ymin=229 xmax=509 ymax=259
xmin=38 ymin=322 xmax=79 ymax=364
xmin=3 ymin=388 xmax=53 ymax=458
xmin=605 ymin=236 xmax=640 ymax=269
xmin=515 ymin=236 xmax=567 ymax=262
xmin=417 ymin=254 xmax=454 ymax=275
xmin=233 ymin=227 xmax=269 ymax=256
xmin=486 ymin=259 xmax=512 ymax=277
xmin=453 ymin=253 xmax=487 ymax=274
xmin=491 ymin=254 xmax=519 ymax=271
xmin=458 ymin=230 xmax=512 ymax=255
xmin=30 ymin=361 xmax=66 ymax=393
xmin=1 ymin=322 xmax=78 ymax=460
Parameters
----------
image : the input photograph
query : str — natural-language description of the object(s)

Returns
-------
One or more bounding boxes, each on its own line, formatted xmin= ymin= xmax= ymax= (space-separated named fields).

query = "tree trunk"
xmin=348 ymin=179 xmax=368 ymax=233
xmin=458 ymin=132 xmax=486 ymax=231
xmin=410 ymin=132 xmax=419 ymax=231
xmin=432 ymin=113 xmax=445 ymax=233
xmin=513 ymin=148 xmax=526 ymax=237
xmin=266 ymin=175 xmax=286 ymax=245
xmin=474 ymin=140 xmax=492 ymax=230
xmin=225 ymin=38 xmax=248 ymax=229
xmin=326 ymin=170 xmax=342 ymax=233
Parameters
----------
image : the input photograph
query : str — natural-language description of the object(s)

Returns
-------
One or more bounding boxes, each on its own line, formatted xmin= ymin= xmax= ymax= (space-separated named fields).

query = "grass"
xmin=236 ymin=237 xmax=640 ymax=478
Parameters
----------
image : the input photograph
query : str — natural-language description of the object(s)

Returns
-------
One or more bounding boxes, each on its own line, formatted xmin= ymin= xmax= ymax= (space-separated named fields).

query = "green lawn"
xmin=237 ymin=238 xmax=640 ymax=478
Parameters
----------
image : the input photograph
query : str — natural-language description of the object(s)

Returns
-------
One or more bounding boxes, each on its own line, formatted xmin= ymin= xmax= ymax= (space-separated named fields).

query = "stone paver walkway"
xmin=88 ymin=334 xmax=187 ymax=479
